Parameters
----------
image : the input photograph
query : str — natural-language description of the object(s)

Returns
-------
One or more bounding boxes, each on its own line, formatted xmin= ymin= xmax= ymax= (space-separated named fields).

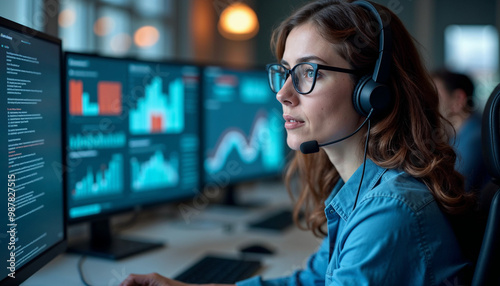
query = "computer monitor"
xmin=0 ymin=17 xmax=66 ymax=286
xmin=202 ymin=65 xmax=287 ymax=205
xmin=65 ymin=52 xmax=201 ymax=259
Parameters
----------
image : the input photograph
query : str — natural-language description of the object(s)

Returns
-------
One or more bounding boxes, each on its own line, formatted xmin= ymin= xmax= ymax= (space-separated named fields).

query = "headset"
xmin=300 ymin=0 xmax=392 ymax=154
xmin=351 ymin=0 xmax=392 ymax=118
xmin=351 ymin=0 xmax=392 ymax=210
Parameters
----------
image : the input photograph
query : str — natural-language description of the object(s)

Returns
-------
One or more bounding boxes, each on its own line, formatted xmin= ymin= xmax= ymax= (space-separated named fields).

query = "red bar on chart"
xmin=98 ymin=81 xmax=122 ymax=115
xmin=151 ymin=115 xmax=163 ymax=133
xmin=69 ymin=80 xmax=83 ymax=115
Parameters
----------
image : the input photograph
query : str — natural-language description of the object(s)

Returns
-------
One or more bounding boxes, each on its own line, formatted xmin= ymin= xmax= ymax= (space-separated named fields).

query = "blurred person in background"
xmin=432 ymin=69 xmax=490 ymax=193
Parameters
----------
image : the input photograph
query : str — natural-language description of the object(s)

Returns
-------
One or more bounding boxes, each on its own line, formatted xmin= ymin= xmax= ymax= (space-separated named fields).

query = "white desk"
xmin=23 ymin=182 xmax=322 ymax=286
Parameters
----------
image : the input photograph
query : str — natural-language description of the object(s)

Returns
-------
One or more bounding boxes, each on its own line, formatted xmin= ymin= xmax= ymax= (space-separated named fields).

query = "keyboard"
xmin=174 ymin=255 xmax=262 ymax=283
xmin=248 ymin=209 xmax=294 ymax=231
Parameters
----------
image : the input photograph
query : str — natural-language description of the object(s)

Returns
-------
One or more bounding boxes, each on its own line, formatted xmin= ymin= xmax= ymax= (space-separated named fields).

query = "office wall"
xmin=187 ymin=0 xmax=258 ymax=66
xmin=0 ymin=0 xmax=45 ymax=31
xmin=253 ymin=0 xmax=309 ymax=65
xmin=433 ymin=0 xmax=498 ymax=69
xmin=0 ymin=0 xmax=498 ymax=72
xmin=185 ymin=0 xmax=418 ymax=67
xmin=253 ymin=0 xmax=499 ymax=71
xmin=227 ymin=0 xmax=500 ymax=73
xmin=188 ymin=0 xmax=419 ymax=67
xmin=196 ymin=0 xmax=499 ymax=73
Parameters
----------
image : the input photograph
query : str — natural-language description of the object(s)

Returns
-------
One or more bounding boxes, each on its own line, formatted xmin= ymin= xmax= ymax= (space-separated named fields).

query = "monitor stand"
xmin=222 ymin=185 xmax=239 ymax=206
xmin=68 ymin=218 xmax=164 ymax=260
xmin=219 ymin=184 xmax=265 ymax=209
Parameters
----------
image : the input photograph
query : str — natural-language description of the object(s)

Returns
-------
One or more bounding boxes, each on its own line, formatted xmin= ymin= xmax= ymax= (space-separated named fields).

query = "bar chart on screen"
xmin=71 ymin=153 xmax=124 ymax=200
xmin=129 ymin=75 xmax=185 ymax=135
xmin=68 ymin=131 xmax=126 ymax=149
xmin=131 ymin=150 xmax=180 ymax=192
xmin=69 ymin=79 xmax=123 ymax=116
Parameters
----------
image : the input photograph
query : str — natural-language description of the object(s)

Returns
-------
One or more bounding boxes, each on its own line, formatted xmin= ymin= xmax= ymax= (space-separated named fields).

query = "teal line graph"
xmin=129 ymin=76 xmax=185 ymax=135
xmin=204 ymin=111 xmax=284 ymax=174
xmin=131 ymin=150 xmax=180 ymax=192
xmin=72 ymin=154 xmax=123 ymax=199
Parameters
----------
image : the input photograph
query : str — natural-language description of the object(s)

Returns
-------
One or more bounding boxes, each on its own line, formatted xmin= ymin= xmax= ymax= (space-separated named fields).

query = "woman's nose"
xmin=276 ymin=77 xmax=297 ymax=106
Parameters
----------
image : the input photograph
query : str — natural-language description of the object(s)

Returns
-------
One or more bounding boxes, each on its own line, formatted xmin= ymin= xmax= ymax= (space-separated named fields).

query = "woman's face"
xmin=277 ymin=22 xmax=361 ymax=151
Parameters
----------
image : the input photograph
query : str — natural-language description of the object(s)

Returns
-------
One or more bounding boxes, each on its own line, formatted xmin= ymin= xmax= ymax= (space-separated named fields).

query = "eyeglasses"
xmin=266 ymin=62 xmax=359 ymax=94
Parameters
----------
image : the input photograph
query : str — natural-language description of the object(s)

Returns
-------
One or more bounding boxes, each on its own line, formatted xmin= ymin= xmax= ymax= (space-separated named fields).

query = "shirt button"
xmin=329 ymin=209 xmax=334 ymax=214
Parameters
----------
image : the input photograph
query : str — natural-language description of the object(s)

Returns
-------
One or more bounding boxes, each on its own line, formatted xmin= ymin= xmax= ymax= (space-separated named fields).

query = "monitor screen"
xmin=202 ymin=66 xmax=287 ymax=187
xmin=0 ymin=17 xmax=66 ymax=285
xmin=65 ymin=53 xmax=201 ymax=223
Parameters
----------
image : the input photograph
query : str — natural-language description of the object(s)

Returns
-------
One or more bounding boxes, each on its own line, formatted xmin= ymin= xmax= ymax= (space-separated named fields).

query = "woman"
xmin=121 ymin=0 xmax=473 ymax=285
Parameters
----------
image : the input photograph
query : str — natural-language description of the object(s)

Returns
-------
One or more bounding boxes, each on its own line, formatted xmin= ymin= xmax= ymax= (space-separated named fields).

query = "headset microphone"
xmin=299 ymin=140 xmax=321 ymax=154
xmin=299 ymin=109 xmax=373 ymax=154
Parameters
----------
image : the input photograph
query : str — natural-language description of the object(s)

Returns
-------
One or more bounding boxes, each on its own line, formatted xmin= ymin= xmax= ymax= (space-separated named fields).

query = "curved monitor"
xmin=64 ymin=52 xmax=201 ymax=259
xmin=0 ymin=17 xmax=66 ymax=285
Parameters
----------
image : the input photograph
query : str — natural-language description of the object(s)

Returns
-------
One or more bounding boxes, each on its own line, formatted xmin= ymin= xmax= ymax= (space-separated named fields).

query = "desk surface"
xmin=24 ymin=182 xmax=321 ymax=286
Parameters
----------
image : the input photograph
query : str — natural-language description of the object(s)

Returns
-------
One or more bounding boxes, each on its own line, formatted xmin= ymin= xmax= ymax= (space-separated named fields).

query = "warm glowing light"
xmin=218 ymin=2 xmax=259 ymax=41
xmin=58 ymin=9 xmax=76 ymax=28
xmin=110 ymin=33 xmax=132 ymax=54
xmin=134 ymin=26 xmax=160 ymax=48
xmin=94 ymin=17 xmax=114 ymax=36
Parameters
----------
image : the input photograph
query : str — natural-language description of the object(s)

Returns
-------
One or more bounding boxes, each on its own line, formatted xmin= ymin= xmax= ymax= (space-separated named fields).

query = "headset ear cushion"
xmin=353 ymin=75 xmax=372 ymax=117
xmin=353 ymin=75 xmax=392 ymax=117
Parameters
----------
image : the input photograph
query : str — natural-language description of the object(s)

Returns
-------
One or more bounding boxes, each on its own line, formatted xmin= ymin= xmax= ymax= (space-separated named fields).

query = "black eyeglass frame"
xmin=266 ymin=62 xmax=360 ymax=95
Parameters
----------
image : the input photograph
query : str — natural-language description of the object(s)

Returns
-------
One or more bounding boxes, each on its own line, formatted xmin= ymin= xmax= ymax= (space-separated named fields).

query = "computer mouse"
xmin=239 ymin=243 xmax=275 ymax=255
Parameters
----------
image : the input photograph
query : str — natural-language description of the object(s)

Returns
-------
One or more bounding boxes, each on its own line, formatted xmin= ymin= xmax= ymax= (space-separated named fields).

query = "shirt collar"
xmin=326 ymin=159 xmax=388 ymax=221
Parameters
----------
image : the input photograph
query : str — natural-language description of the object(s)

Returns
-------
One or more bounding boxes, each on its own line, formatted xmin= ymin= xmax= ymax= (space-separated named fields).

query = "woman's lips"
xmin=283 ymin=114 xmax=305 ymax=130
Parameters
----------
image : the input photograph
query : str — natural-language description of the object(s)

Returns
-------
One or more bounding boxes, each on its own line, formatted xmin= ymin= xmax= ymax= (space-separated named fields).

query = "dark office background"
xmin=0 ymin=0 xmax=498 ymax=107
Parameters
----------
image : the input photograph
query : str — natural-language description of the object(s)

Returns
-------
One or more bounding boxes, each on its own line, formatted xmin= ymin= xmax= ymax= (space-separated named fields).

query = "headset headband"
xmin=352 ymin=0 xmax=392 ymax=84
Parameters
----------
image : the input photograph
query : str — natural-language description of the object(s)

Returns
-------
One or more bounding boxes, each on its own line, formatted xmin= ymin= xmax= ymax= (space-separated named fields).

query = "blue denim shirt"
xmin=237 ymin=159 xmax=468 ymax=286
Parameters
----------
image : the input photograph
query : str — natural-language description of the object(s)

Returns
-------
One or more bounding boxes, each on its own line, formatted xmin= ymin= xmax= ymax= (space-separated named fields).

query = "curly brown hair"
xmin=272 ymin=0 xmax=474 ymax=237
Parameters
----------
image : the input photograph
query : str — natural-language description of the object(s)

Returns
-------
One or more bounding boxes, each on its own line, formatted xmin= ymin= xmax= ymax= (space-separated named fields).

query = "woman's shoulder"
xmin=361 ymin=168 xmax=436 ymax=213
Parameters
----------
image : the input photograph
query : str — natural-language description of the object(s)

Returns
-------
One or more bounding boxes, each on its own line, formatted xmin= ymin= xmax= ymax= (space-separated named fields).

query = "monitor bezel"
xmin=0 ymin=16 xmax=67 ymax=286
xmin=64 ymin=51 xmax=203 ymax=225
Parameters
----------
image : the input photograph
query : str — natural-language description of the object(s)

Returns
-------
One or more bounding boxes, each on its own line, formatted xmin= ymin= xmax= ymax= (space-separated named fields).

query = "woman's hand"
xmin=119 ymin=273 xmax=182 ymax=286
xmin=119 ymin=273 xmax=236 ymax=286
